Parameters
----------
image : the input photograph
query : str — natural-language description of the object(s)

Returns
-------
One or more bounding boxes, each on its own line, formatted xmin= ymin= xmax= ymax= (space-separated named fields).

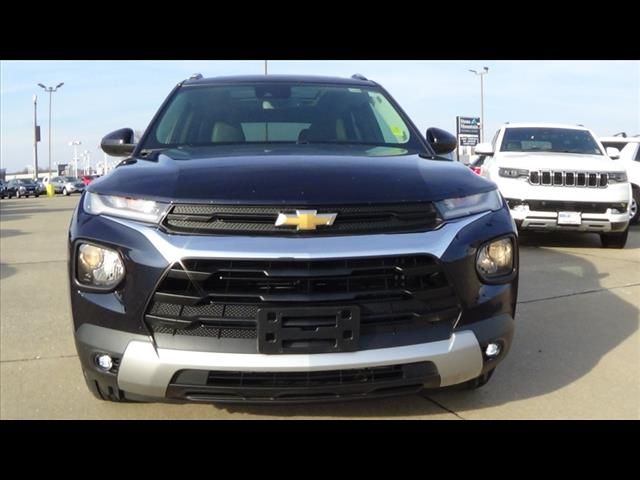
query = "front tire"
xmin=63 ymin=187 xmax=69 ymax=196
xmin=630 ymin=187 xmax=639 ymax=225
xmin=600 ymin=228 xmax=628 ymax=249
xmin=16 ymin=191 xmax=21 ymax=199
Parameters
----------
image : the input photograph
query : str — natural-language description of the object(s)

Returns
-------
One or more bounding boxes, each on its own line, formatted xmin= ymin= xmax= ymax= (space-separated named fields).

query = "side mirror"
xmin=426 ymin=127 xmax=457 ymax=155
xmin=474 ymin=142 xmax=494 ymax=156
xmin=606 ymin=147 xmax=620 ymax=159
xmin=101 ymin=128 xmax=136 ymax=157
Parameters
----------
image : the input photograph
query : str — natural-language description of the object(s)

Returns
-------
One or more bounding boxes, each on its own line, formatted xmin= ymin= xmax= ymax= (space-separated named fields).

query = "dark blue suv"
xmin=69 ymin=74 xmax=518 ymax=403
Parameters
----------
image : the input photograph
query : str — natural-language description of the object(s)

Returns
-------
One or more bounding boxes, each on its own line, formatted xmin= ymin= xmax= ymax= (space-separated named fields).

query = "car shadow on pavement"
xmin=0 ymin=263 xmax=17 ymax=280
xmin=0 ymin=229 xmax=24 ymax=239
xmin=519 ymin=225 xmax=640 ymax=249
xmin=0 ymin=206 xmax=76 ymax=217
xmin=219 ymin=241 xmax=639 ymax=418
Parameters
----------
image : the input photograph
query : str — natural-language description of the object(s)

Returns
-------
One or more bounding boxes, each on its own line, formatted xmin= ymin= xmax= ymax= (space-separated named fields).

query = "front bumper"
xmin=70 ymin=199 xmax=518 ymax=403
xmin=76 ymin=313 xmax=514 ymax=403
xmin=512 ymin=209 xmax=629 ymax=232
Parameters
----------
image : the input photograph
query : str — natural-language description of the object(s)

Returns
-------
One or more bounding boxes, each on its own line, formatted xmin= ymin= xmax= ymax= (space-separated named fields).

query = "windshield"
xmin=62 ymin=177 xmax=79 ymax=182
xmin=141 ymin=83 xmax=422 ymax=151
xmin=500 ymin=127 xmax=603 ymax=155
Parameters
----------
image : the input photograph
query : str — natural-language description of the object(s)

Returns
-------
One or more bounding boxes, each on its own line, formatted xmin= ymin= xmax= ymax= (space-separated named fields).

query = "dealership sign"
xmin=456 ymin=116 xmax=480 ymax=147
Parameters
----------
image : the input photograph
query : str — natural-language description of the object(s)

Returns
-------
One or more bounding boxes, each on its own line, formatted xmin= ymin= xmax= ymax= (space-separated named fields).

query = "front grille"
xmin=166 ymin=361 xmax=440 ymax=402
xmin=146 ymin=255 xmax=460 ymax=341
xmin=529 ymin=171 xmax=608 ymax=188
xmin=505 ymin=199 xmax=626 ymax=214
xmin=161 ymin=203 xmax=441 ymax=236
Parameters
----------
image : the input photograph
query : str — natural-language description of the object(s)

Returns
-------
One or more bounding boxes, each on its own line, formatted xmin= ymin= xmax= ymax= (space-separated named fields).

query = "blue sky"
xmin=1 ymin=60 xmax=638 ymax=173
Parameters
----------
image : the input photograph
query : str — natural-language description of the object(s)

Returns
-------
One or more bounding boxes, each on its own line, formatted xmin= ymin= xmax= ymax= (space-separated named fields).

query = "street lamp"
xmin=469 ymin=67 xmax=489 ymax=142
xmin=37 ymin=82 xmax=64 ymax=180
xmin=69 ymin=140 xmax=81 ymax=177
xmin=81 ymin=150 xmax=90 ymax=177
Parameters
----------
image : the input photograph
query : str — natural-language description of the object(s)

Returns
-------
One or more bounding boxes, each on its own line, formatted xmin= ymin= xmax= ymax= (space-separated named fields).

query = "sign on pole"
xmin=456 ymin=116 xmax=481 ymax=162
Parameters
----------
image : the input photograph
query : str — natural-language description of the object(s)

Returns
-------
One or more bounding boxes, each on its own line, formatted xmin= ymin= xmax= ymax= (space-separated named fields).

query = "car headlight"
xmin=608 ymin=172 xmax=627 ymax=183
xmin=435 ymin=190 xmax=503 ymax=220
xmin=83 ymin=191 xmax=170 ymax=223
xmin=76 ymin=243 xmax=125 ymax=288
xmin=499 ymin=167 xmax=529 ymax=178
xmin=476 ymin=237 xmax=514 ymax=280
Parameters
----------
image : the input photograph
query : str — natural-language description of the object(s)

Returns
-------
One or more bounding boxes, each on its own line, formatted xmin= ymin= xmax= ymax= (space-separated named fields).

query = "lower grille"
xmin=166 ymin=361 xmax=440 ymax=403
xmin=506 ymin=199 xmax=626 ymax=214
xmin=146 ymin=255 xmax=460 ymax=345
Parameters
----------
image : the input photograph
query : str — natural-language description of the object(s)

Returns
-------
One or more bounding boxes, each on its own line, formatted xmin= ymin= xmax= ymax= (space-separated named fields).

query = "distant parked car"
xmin=468 ymin=154 xmax=488 ymax=175
xmin=35 ymin=178 xmax=47 ymax=194
xmin=49 ymin=176 xmax=86 ymax=196
xmin=80 ymin=175 xmax=99 ymax=186
xmin=0 ymin=180 xmax=7 ymax=199
xmin=7 ymin=179 xmax=40 ymax=198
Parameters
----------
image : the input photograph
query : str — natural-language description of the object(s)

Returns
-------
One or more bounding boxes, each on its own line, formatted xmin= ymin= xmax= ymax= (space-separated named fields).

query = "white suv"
xmin=475 ymin=123 xmax=632 ymax=248
xmin=599 ymin=134 xmax=639 ymax=224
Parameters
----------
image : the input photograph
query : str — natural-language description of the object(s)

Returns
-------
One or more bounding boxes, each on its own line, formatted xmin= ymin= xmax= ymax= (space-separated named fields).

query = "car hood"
xmin=89 ymin=145 xmax=496 ymax=204
xmin=495 ymin=152 xmax=622 ymax=172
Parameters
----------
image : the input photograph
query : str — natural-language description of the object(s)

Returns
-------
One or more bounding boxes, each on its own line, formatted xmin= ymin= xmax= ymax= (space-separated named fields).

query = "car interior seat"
xmin=211 ymin=121 xmax=246 ymax=143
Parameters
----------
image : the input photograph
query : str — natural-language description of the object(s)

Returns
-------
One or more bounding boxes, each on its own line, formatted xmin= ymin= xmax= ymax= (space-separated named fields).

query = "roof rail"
xmin=189 ymin=73 xmax=203 ymax=81
xmin=613 ymin=132 xmax=627 ymax=137
xmin=351 ymin=73 xmax=368 ymax=81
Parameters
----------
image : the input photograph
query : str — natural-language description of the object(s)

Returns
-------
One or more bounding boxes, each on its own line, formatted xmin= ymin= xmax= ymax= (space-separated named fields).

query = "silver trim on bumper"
xmin=104 ymin=211 xmax=490 ymax=263
xmin=117 ymin=331 xmax=484 ymax=398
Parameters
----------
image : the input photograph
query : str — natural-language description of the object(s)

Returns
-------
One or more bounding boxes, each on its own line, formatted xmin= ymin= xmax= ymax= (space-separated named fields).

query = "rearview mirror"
xmin=426 ymin=127 xmax=457 ymax=155
xmin=606 ymin=147 xmax=620 ymax=159
xmin=101 ymin=128 xmax=136 ymax=157
xmin=474 ymin=142 xmax=494 ymax=156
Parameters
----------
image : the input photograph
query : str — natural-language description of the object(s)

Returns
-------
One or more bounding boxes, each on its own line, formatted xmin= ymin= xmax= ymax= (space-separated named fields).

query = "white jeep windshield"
xmin=500 ymin=127 xmax=603 ymax=155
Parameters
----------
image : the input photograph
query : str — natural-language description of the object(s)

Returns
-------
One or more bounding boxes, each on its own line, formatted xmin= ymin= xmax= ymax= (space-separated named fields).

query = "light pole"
xmin=37 ymin=82 xmax=64 ymax=180
xmin=83 ymin=150 xmax=90 ymax=175
xmin=264 ymin=60 xmax=268 ymax=75
xmin=33 ymin=95 xmax=40 ymax=181
xmin=69 ymin=140 xmax=81 ymax=177
xmin=469 ymin=67 xmax=489 ymax=142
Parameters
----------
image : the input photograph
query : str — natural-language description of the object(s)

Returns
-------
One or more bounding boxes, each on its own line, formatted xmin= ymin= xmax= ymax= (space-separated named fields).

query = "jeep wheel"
xmin=630 ymin=188 xmax=639 ymax=225
xmin=464 ymin=368 xmax=495 ymax=390
xmin=63 ymin=187 xmax=69 ymax=196
xmin=600 ymin=229 xmax=628 ymax=249
xmin=16 ymin=191 xmax=21 ymax=199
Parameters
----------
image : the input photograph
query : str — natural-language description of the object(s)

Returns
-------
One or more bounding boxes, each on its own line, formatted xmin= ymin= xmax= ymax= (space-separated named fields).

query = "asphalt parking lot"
xmin=1 ymin=195 xmax=638 ymax=419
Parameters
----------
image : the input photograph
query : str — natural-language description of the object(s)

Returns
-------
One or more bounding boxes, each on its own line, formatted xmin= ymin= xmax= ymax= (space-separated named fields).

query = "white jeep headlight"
xmin=83 ymin=191 xmax=170 ymax=223
xmin=435 ymin=190 xmax=503 ymax=220
xmin=77 ymin=243 xmax=125 ymax=288
xmin=607 ymin=172 xmax=628 ymax=183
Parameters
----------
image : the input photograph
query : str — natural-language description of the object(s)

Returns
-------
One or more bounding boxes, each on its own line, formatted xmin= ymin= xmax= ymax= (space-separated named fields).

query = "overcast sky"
xmin=1 ymin=60 xmax=638 ymax=173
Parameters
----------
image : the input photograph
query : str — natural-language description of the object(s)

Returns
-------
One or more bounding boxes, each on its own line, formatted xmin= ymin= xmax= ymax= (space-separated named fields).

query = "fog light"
xmin=485 ymin=343 xmax=501 ymax=358
xmin=95 ymin=354 xmax=113 ymax=371
xmin=77 ymin=243 xmax=125 ymax=288
xmin=477 ymin=237 xmax=514 ymax=279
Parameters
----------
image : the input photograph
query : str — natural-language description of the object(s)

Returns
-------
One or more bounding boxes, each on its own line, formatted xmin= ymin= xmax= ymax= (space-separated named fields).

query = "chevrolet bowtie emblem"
xmin=275 ymin=210 xmax=338 ymax=231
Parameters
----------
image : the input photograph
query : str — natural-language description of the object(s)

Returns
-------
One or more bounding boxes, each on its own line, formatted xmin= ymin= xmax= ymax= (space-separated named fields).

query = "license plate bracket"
xmin=557 ymin=211 xmax=582 ymax=225
xmin=257 ymin=306 xmax=360 ymax=354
